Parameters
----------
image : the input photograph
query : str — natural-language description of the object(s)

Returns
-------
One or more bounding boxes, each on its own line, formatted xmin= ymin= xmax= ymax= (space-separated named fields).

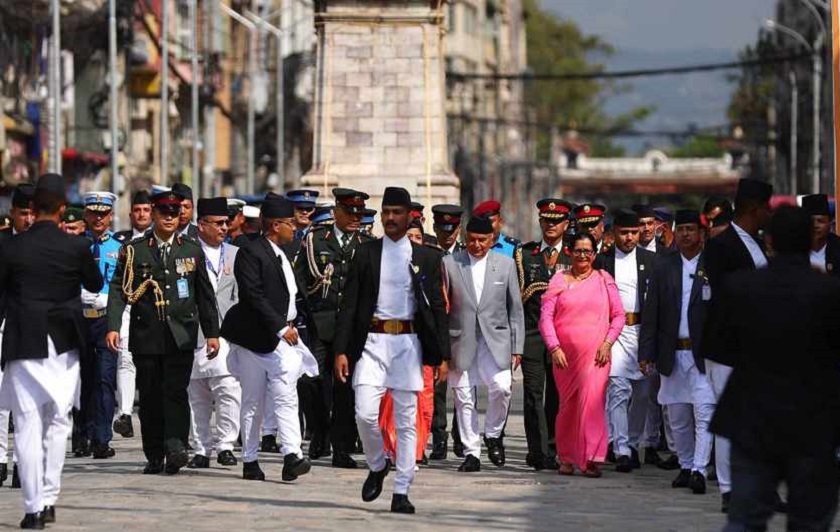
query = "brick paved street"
xmin=0 ymin=379 xmax=830 ymax=531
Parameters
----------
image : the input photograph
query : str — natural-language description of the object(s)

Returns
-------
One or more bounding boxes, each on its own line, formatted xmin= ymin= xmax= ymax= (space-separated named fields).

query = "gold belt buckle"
xmin=383 ymin=320 xmax=402 ymax=334
xmin=83 ymin=308 xmax=100 ymax=319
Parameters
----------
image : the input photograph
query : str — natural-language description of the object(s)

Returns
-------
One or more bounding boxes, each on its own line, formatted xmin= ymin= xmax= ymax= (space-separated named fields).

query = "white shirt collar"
xmin=154 ymin=232 xmax=175 ymax=247
xmin=132 ymin=227 xmax=147 ymax=239
xmin=615 ymin=246 xmax=636 ymax=261
xmin=539 ymin=240 xmax=564 ymax=254
xmin=266 ymin=237 xmax=283 ymax=257
xmin=468 ymin=251 xmax=489 ymax=265
xmin=641 ymin=239 xmax=657 ymax=252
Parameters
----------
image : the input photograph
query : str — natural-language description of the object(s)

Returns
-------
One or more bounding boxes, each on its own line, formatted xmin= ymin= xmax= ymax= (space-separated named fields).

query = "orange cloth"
xmin=379 ymin=366 xmax=435 ymax=460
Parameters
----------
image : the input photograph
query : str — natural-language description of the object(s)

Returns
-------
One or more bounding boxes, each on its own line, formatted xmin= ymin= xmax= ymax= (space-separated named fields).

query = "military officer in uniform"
xmin=312 ymin=204 xmax=335 ymax=228
xmin=77 ymin=192 xmax=123 ymax=460
xmin=573 ymin=203 xmax=607 ymax=253
xmin=286 ymin=189 xmax=319 ymax=241
xmin=515 ymin=198 xmax=573 ymax=470
xmin=105 ymin=190 xmax=220 ymax=476
xmin=360 ymin=208 xmax=377 ymax=236
xmin=60 ymin=207 xmax=86 ymax=235
xmin=429 ymin=204 xmax=465 ymax=460
xmin=472 ymin=200 xmax=520 ymax=258
xmin=295 ymin=188 xmax=373 ymax=467
xmin=112 ymin=190 xmax=153 ymax=440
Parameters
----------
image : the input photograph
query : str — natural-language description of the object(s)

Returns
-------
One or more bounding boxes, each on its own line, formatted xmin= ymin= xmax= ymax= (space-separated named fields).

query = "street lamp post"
xmin=790 ymin=70 xmax=798 ymax=196
xmin=766 ymin=18 xmax=824 ymax=193
xmin=108 ymin=0 xmax=120 ymax=228
xmin=50 ymin=0 xmax=61 ymax=175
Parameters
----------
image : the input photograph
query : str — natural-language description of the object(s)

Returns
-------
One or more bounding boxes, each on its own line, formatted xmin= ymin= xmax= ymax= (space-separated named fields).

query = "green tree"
xmin=669 ymin=136 xmax=724 ymax=158
xmin=524 ymin=0 xmax=652 ymax=158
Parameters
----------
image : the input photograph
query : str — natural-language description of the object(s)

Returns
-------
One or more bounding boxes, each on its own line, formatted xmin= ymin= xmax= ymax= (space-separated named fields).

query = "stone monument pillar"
xmin=302 ymin=0 xmax=460 ymax=214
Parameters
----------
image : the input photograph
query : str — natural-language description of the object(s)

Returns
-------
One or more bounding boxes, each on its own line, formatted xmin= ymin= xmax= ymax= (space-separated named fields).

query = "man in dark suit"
xmin=0 ymin=173 xmax=103 ymax=528
xmin=712 ymin=205 xmax=840 ymax=531
xmin=113 ymin=190 xmax=153 ymax=244
xmin=594 ymin=209 xmax=657 ymax=472
xmin=0 ymin=183 xmax=35 ymax=239
xmin=634 ymin=204 xmax=672 ymax=255
xmin=801 ymin=194 xmax=840 ymax=277
xmin=221 ymin=195 xmax=315 ymax=483
xmin=640 ymin=209 xmax=715 ymax=496
xmin=334 ymin=187 xmax=450 ymax=515
xmin=702 ymin=177 xmax=772 ymax=513
xmin=105 ymin=189 xmax=220 ymax=476
xmin=172 ymin=183 xmax=199 ymax=239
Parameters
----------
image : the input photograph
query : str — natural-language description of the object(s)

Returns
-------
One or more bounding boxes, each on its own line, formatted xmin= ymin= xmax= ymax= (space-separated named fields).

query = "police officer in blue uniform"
xmin=79 ymin=192 xmax=123 ymax=459
xmin=360 ymin=208 xmax=376 ymax=236
xmin=472 ymin=200 xmax=521 ymax=257
xmin=286 ymin=189 xmax=319 ymax=241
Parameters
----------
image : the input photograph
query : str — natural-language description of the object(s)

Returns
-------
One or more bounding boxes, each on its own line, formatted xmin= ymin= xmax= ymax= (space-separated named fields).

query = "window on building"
xmin=448 ymin=2 xmax=457 ymax=33
xmin=463 ymin=4 xmax=478 ymax=35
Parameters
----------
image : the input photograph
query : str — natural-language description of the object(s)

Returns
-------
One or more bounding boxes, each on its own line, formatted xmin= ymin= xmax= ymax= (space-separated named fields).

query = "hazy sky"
xmin=543 ymin=0 xmax=778 ymax=53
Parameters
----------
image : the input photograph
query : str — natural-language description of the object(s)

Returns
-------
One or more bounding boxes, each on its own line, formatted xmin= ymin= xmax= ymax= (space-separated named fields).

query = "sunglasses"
xmin=295 ymin=206 xmax=315 ymax=214
xmin=201 ymin=219 xmax=229 ymax=228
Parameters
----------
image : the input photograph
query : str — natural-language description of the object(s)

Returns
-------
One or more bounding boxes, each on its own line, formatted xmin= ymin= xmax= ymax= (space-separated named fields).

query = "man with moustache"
xmin=334 ymin=187 xmax=449 ymax=514
xmin=0 ymin=184 xmax=35 ymax=239
xmin=172 ymin=183 xmax=198 ymax=239
xmin=286 ymin=189 xmax=319 ymax=241
xmin=801 ymin=194 xmax=840 ymax=276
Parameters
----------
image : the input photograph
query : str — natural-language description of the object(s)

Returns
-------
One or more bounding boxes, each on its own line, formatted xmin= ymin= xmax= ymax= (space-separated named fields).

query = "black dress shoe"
xmin=643 ymin=446 xmax=662 ymax=466
xmin=452 ymin=439 xmax=465 ymax=458
xmin=282 ymin=454 xmax=312 ymax=482
xmin=217 ymin=450 xmax=238 ymax=466
xmin=429 ymin=439 xmax=447 ymax=460
xmin=543 ymin=455 xmax=558 ymax=470
xmin=657 ymin=454 xmax=681 ymax=471
xmin=672 ymin=468 xmax=691 ymax=488
xmin=91 ymin=443 xmax=116 ymax=459
xmin=390 ymin=494 xmax=415 ymax=514
xmin=416 ymin=454 xmax=428 ymax=466
xmin=19 ymin=513 xmax=44 ymax=530
xmin=72 ymin=440 xmax=91 ymax=458
xmin=688 ymin=471 xmax=706 ymax=494
xmin=0 ymin=462 xmax=7 ymax=486
xmin=41 ymin=506 xmax=55 ymax=524
xmin=526 ymin=453 xmax=547 ymax=470
xmin=615 ymin=455 xmax=633 ymax=473
xmin=12 ymin=464 xmax=20 ymax=488
xmin=243 ymin=460 xmax=266 ymax=481
xmin=332 ymin=451 xmax=358 ymax=469
xmin=308 ymin=437 xmax=328 ymax=460
xmin=187 ymin=455 xmax=210 ymax=469
xmin=457 ymin=455 xmax=481 ymax=472
xmin=113 ymin=415 xmax=134 ymax=438
xmin=361 ymin=464 xmax=390 ymax=502
xmin=606 ymin=441 xmax=616 ymax=463
xmin=165 ymin=449 xmax=189 ymax=475
xmin=629 ymin=447 xmax=641 ymax=469
xmin=484 ymin=437 xmax=505 ymax=467
xmin=721 ymin=492 xmax=731 ymax=514
xmin=260 ymin=434 xmax=280 ymax=453
xmin=143 ymin=459 xmax=164 ymax=475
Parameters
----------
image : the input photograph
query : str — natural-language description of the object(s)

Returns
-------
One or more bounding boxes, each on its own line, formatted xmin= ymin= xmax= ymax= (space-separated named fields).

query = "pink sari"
xmin=538 ymin=270 xmax=625 ymax=471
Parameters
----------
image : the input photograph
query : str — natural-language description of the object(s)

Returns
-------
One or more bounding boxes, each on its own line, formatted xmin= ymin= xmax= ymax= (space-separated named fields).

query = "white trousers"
xmin=238 ymin=354 xmax=302 ymax=462
xmin=668 ymin=402 xmax=715 ymax=476
xmin=355 ymin=384 xmax=417 ymax=495
xmin=260 ymin=389 xmax=278 ymax=437
xmin=15 ymin=403 xmax=72 ymax=514
xmin=0 ymin=407 xmax=9 ymax=463
xmin=116 ymin=349 xmax=136 ymax=417
xmin=706 ymin=359 xmax=733 ymax=493
xmin=449 ymin=342 xmax=512 ymax=459
xmin=188 ymin=375 xmax=242 ymax=457
xmin=607 ymin=376 xmax=650 ymax=457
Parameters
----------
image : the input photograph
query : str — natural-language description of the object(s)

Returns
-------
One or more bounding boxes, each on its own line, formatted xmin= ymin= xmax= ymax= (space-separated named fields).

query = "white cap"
xmin=243 ymin=205 xmax=261 ymax=219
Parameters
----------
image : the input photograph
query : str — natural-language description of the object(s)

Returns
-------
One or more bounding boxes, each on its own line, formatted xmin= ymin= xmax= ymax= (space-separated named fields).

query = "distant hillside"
xmin=597 ymin=48 xmax=737 ymax=155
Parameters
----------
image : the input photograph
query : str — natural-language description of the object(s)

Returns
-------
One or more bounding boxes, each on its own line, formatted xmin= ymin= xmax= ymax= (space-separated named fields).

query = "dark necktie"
xmin=341 ymin=233 xmax=349 ymax=249
xmin=544 ymin=247 xmax=558 ymax=271
xmin=159 ymin=242 xmax=171 ymax=264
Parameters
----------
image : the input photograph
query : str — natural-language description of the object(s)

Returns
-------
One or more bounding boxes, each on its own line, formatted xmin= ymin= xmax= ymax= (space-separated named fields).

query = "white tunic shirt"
xmin=810 ymin=244 xmax=827 ymax=272
xmin=268 ymin=238 xmax=297 ymax=323
xmin=374 ymin=236 xmax=416 ymax=320
xmin=641 ymin=239 xmax=657 ymax=253
xmin=200 ymin=239 xmax=224 ymax=292
xmin=610 ymin=247 xmax=642 ymax=379
xmin=732 ymin=222 xmax=768 ymax=269
xmin=468 ymin=252 xmax=489 ymax=304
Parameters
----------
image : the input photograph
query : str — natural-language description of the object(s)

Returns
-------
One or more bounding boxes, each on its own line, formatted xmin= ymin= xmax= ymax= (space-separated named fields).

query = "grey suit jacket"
xmin=198 ymin=243 xmax=239 ymax=345
xmin=443 ymin=250 xmax=525 ymax=372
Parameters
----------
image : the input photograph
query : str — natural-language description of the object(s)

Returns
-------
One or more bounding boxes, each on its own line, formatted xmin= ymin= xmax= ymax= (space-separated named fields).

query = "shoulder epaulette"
xmin=504 ymin=235 xmax=521 ymax=246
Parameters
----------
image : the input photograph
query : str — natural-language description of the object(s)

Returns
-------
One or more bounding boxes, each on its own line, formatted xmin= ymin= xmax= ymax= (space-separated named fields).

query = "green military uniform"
xmin=294 ymin=188 xmax=372 ymax=466
xmin=107 ymin=225 xmax=219 ymax=470
xmin=514 ymin=198 xmax=573 ymax=470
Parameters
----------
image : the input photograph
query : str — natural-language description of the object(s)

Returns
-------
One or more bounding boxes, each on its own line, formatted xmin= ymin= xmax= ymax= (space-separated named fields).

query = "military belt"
xmin=370 ymin=319 xmax=415 ymax=335
xmin=83 ymin=308 xmax=107 ymax=319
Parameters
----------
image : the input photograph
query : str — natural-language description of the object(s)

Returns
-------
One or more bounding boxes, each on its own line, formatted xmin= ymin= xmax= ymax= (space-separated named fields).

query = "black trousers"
xmin=725 ymin=441 xmax=839 ymax=532
xmin=521 ymin=331 xmax=558 ymax=457
xmin=306 ymin=337 xmax=357 ymax=451
xmin=72 ymin=318 xmax=104 ymax=448
xmin=134 ymin=332 xmax=193 ymax=461
xmin=297 ymin=339 xmax=332 ymax=444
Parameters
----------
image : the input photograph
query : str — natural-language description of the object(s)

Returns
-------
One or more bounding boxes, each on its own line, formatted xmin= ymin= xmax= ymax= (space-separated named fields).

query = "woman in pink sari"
xmin=539 ymin=233 xmax=625 ymax=477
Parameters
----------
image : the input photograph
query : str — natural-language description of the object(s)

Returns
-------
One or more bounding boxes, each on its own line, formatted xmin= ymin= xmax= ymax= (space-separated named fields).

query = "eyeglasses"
xmin=201 ymin=219 xmax=229 ymax=228
xmin=571 ymin=249 xmax=595 ymax=257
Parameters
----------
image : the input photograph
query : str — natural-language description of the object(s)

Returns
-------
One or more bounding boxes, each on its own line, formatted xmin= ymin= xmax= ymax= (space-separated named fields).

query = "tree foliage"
xmin=669 ymin=136 xmax=724 ymax=158
xmin=524 ymin=0 xmax=653 ymax=158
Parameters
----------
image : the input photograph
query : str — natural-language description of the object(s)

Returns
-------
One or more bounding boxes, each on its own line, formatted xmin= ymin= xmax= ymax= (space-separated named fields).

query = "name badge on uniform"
xmin=702 ymin=285 xmax=711 ymax=301
xmin=177 ymin=278 xmax=190 ymax=299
